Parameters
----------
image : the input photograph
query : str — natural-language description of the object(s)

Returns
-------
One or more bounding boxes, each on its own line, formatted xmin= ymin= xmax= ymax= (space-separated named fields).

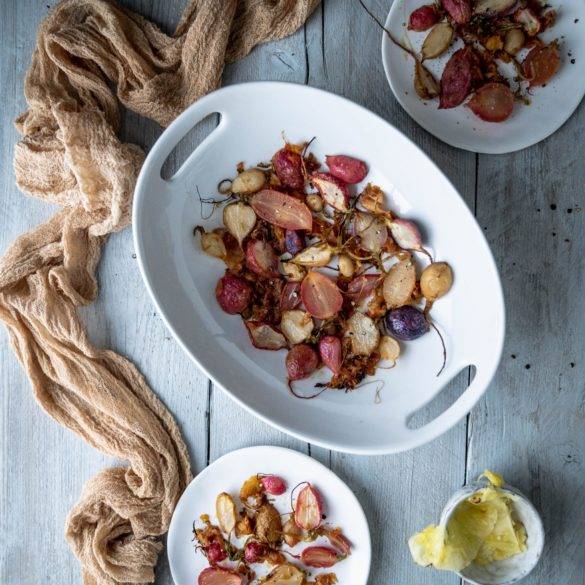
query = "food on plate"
xmin=195 ymin=139 xmax=452 ymax=395
xmin=193 ymin=474 xmax=351 ymax=584
xmin=361 ymin=0 xmax=562 ymax=122
xmin=409 ymin=470 xmax=528 ymax=574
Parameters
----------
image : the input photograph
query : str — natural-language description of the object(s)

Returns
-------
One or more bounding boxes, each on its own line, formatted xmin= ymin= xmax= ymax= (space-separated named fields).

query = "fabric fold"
xmin=1 ymin=0 xmax=319 ymax=583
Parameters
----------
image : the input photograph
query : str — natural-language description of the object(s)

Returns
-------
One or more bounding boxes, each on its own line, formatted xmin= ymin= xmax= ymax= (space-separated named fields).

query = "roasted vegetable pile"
xmin=196 ymin=139 xmax=453 ymax=396
xmin=194 ymin=474 xmax=351 ymax=584
xmin=365 ymin=0 xmax=561 ymax=122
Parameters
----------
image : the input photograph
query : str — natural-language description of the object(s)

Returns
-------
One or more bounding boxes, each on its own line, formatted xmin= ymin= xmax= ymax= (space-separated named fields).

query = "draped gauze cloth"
xmin=0 ymin=1 xmax=318 ymax=583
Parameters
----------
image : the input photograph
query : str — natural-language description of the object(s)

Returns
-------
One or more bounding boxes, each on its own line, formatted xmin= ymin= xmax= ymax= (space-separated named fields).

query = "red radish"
xmin=325 ymin=155 xmax=368 ymax=184
xmin=441 ymin=0 xmax=471 ymax=24
xmin=318 ymin=336 xmax=342 ymax=375
xmin=251 ymin=190 xmax=313 ymax=230
xmin=272 ymin=148 xmax=304 ymax=190
xmin=198 ymin=567 xmax=242 ymax=585
xmin=408 ymin=4 xmax=440 ymax=31
xmin=346 ymin=274 xmax=382 ymax=302
xmin=286 ymin=345 xmax=319 ymax=381
xmin=440 ymin=47 xmax=478 ymax=109
xmin=280 ymin=282 xmax=302 ymax=311
xmin=244 ymin=540 xmax=267 ymax=564
xmin=294 ymin=484 xmax=323 ymax=530
xmin=215 ymin=274 xmax=252 ymax=314
xmin=353 ymin=212 xmax=388 ymax=253
xmin=246 ymin=239 xmax=279 ymax=277
xmin=285 ymin=230 xmax=305 ymax=255
xmin=388 ymin=219 xmax=424 ymax=252
xmin=474 ymin=0 xmax=516 ymax=15
xmin=323 ymin=529 xmax=352 ymax=556
xmin=260 ymin=475 xmax=287 ymax=495
xmin=523 ymin=43 xmax=560 ymax=87
xmin=311 ymin=173 xmax=350 ymax=212
xmin=300 ymin=546 xmax=339 ymax=568
xmin=514 ymin=7 xmax=541 ymax=36
xmin=301 ymin=272 xmax=343 ymax=319
xmin=467 ymin=83 xmax=514 ymax=123
xmin=206 ymin=542 xmax=227 ymax=565
xmin=245 ymin=322 xmax=288 ymax=350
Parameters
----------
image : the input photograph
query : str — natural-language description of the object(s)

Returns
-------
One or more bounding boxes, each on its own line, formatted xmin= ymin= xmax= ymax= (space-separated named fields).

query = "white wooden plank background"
xmin=1 ymin=1 xmax=583 ymax=584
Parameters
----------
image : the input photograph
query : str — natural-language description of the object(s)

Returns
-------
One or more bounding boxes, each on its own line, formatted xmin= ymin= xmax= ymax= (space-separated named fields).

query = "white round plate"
xmin=167 ymin=446 xmax=371 ymax=585
xmin=133 ymin=81 xmax=505 ymax=455
xmin=382 ymin=1 xmax=585 ymax=153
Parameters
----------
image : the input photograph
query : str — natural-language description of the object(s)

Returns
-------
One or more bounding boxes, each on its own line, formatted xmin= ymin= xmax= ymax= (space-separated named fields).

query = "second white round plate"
xmin=382 ymin=0 xmax=585 ymax=153
xmin=167 ymin=446 xmax=371 ymax=585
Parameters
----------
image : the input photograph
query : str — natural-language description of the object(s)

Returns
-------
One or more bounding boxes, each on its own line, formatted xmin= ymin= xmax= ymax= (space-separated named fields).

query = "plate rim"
xmin=132 ymin=80 xmax=506 ymax=455
xmin=166 ymin=445 xmax=372 ymax=585
xmin=380 ymin=0 xmax=585 ymax=155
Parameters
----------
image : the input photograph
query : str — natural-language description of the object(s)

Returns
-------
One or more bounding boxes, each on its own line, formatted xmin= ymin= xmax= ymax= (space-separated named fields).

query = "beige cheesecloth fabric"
xmin=0 ymin=1 xmax=319 ymax=583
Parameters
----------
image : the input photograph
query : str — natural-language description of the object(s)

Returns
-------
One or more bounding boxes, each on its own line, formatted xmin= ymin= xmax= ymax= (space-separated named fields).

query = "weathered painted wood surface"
xmin=0 ymin=1 xmax=583 ymax=584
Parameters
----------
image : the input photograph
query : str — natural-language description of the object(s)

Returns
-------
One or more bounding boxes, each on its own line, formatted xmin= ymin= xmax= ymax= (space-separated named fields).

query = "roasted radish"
xmin=272 ymin=147 xmax=304 ymax=190
xmin=280 ymin=282 xmax=302 ymax=311
xmin=467 ymin=83 xmax=514 ymax=123
xmin=301 ymin=546 xmax=339 ymax=568
xmin=293 ymin=242 xmax=334 ymax=267
xmin=523 ymin=43 xmax=560 ymax=87
xmin=263 ymin=565 xmax=304 ymax=585
xmin=215 ymin=274 xmax=252 ymax=314
xmin=414 ymin=61 xmax=440 ymax=100
xmin=223 ymin=202 xmax=256 ymax=246
xmin=286 ymin=345 xmax=319 ymax=381
xmin=216 ymin=492 xmax=237 ymax=534
xmin=354 ymin=212 xmax=388 ymax=253
xmin=421 ymin=22 xmax=454 ymax=61
xmin=252 ymin=190 xmax=313 ymax=230
xmin=244 ymin=540 xmax=267 ymax=564
xmin=245 ymin=322 xmax=288 ymax=350
xmin=383 ymin=259 xmax=416 ymax=309
xmin=301 ymin=271 xmax=343 ymax=319
xmin=346 ymin=312 xmax=380 ymax=356
xmin=408 ymin=4 xmax=440 ymax=31
xmin=385 ymin=306 xmax=429 ymax=341
xmin=439 ymin=47 xmax=478 ymax=109
xmin=346 ymin=274 xmax=382 ymax=303
xmin=421 ymin=262 xmax=453 ymax=301
xmin=321 ymin=527 xmax=352 ymax=557
xmin=388 ymin=218 xmax=426 ymax=254
xmin=280 ymin=310 xmax=314 ymax=344
xmin=198 ymin=568 xmax=242 ymax=585
xmin=246 ymin=239 xmax=279 ymax=277
xmin=474 ymin=0 xmax=516 ymax=15
xmin=295 ymin=484 xmax=323 ymax=530
xmin=205 ymin=542 xmax=227 ymax=565
xmin=378 ymin=336 xmax=401 ymax=362
xmin=311 ymin=172 xmax=350 ymax=212
xmin=231 ymin=168 xmax=266 ymax=194
xmin=441 ymin=0 xmax=471 ymax=24
xmin=319 ymin=335 xmax=343 ymax=375
xmin=260 ymin=475 xmax=287 ymax=495
xmin=325 ymin=154 xmax=368 ymax=184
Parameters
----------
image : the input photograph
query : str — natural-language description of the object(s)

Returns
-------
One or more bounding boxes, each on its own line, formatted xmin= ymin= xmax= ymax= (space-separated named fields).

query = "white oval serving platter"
xmin=167 ymin=446 xmax=371 ymax=585
xmin=133 ymin=81 xmax=505 ymax=455
xmin=381 ymin=0 xmax=585 ymax=154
